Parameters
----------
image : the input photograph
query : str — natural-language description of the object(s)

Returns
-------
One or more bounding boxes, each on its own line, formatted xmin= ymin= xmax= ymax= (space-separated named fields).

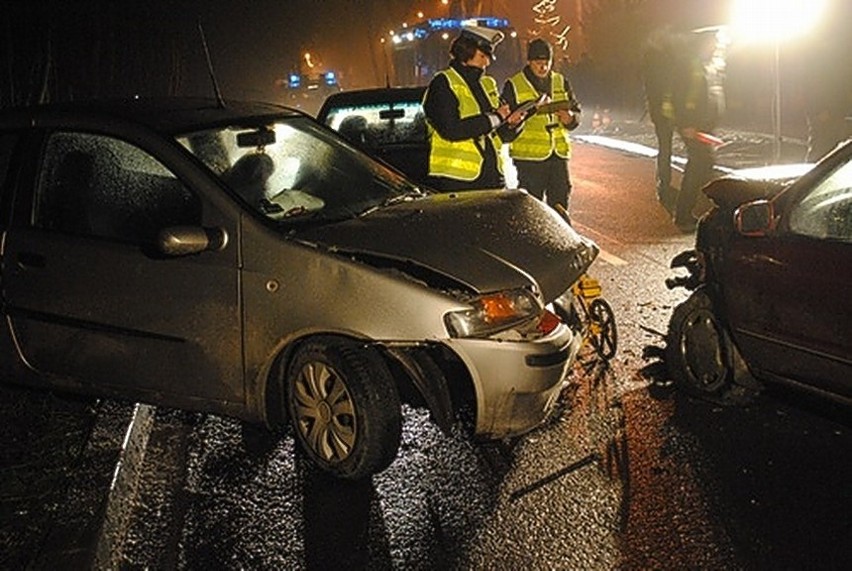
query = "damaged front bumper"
xmin=666 ymin=249 xmax=705 ymax=291
xmin=445 ymin=321 xmax=581 ymax=439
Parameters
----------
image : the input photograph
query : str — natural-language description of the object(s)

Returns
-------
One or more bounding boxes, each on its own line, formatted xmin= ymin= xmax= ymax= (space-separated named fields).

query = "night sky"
xmin=2 ymin=0 xmax=435 ymax=104
xmin=2 ymin=0 xmax=849 ymax=129
xmin=0 ymin=1 xmax=735 ymax=102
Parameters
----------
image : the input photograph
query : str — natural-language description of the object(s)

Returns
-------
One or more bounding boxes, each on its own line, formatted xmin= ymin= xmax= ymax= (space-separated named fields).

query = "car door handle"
xmin=17 ymin=252 xmax=46 ymax=268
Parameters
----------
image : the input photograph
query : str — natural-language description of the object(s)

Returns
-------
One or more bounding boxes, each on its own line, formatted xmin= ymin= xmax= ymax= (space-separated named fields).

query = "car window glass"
xmin=789 ymin=159 xmax=852 ymax=243
xmin=178 ymin=118 xmax=415 ymax=224
xmin=324 ymin=102 xmax=426 ymax=149
xmin=34 ymin=132 xmax=201 ymax=243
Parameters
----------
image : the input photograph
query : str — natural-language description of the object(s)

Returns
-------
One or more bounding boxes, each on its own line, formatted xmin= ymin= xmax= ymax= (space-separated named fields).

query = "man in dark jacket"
xmin=671 ymin=28 xmax=726 ymax=232
xmin=641 ymin=28 xmax=678 ymax=214
xmin=423 ymin=26 xmax=524 ymax=191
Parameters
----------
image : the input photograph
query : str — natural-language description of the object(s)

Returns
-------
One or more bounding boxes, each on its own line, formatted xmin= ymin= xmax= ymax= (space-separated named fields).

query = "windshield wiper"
xmin=381 ymin=189 xmax=423 ymax=207
xmin=355 ymin=190 xmax=424 ymax=219
xmin=265 ymin=204 xmax=325 ymax=224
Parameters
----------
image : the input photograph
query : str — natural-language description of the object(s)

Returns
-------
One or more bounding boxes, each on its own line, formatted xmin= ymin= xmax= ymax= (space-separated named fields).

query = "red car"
xmin=666 ymin=139 xmax=852 ymax=405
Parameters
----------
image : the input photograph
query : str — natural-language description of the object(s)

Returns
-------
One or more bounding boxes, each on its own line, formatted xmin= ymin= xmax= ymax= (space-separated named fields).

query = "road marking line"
xmin=598 ymin=249 xmax=628 ymax=266
xmin=572 ymin=221 xmax=629 ymax=266
xmin=575 ymin=135 xmax=736 ymax=174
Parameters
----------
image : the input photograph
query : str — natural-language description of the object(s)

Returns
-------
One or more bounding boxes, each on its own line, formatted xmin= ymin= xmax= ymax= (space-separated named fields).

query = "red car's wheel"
xmin=666 ymin=290 xmax=734 ymax=397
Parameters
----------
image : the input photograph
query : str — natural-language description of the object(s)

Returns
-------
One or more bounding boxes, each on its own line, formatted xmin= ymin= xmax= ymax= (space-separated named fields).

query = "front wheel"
xmin=285 ymin=337 xmax=401 ymax=479
xmin=666 ymin=290 xmax=734 ymax=397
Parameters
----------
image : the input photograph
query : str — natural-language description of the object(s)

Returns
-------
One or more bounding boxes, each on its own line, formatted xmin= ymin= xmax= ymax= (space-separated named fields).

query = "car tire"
xmin=285 ymin=337 xmax=401 ymax=479
xmin=666 ymin=289 xmax=735 ymax=398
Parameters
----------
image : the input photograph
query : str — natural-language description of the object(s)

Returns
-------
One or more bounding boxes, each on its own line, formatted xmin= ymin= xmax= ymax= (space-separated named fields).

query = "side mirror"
xmin=734 ymin=199 xmax=775 ymax=237
xmin=157 ymin=226 xmax=228 ymax=256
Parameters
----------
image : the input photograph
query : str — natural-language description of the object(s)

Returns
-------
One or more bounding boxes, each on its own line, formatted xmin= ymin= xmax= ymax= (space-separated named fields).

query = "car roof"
xmin=317 ymin=86 xmax=426 ymax=122
xmin=0 ymin=97 xmax=304 ymax=135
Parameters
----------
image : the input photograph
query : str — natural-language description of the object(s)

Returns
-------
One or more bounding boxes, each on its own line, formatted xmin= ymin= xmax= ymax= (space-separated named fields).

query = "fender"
xmin=383 ymin=344 xmax=455 ymax=434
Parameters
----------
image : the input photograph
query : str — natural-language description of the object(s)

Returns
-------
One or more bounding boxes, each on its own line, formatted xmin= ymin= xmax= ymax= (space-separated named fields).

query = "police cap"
xmin=459 ymin=25 xmax=505 ymax=59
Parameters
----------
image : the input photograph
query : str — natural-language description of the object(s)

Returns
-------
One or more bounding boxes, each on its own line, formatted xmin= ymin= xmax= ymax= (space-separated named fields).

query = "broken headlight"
xmin=444 ymin=289 xmax=542 ymax=338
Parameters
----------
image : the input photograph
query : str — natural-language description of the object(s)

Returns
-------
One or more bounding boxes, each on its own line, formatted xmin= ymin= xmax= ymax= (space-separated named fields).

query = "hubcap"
xmin=292 ymin=361 xmax=357 ymax=463
xmin=680 ymin=308 xmax=728 ymax=391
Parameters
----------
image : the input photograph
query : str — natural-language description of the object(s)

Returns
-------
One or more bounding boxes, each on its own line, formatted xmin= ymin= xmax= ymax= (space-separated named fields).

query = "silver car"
xmin=0 ymin=98 xmax=598 ymax=478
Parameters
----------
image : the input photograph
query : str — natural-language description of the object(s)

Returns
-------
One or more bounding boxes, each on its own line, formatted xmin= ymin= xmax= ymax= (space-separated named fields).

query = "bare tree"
xmin=581 ymin=0 xmax=648 ymax=109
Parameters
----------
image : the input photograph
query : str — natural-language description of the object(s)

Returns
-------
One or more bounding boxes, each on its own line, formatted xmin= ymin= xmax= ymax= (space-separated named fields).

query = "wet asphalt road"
xmin=1 ymin=135 xmax=850 ymax=569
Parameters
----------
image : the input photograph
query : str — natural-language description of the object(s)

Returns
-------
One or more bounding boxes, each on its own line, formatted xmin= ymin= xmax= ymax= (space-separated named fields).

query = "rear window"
xmin=323 ymin=101 xmax=426 ymax=149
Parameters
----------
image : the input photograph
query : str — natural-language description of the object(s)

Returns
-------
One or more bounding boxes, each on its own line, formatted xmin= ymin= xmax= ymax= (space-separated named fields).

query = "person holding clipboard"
xmin=422 ymin=26 xmax=526 ymax=192
xmin=502 ymin=38 xmax=581 ymax=219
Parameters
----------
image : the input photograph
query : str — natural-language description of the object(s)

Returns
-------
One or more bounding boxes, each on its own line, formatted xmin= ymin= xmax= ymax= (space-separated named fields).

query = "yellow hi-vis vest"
xmin=426 ymin=68 xmax=503 ymax=181
xmin=508 ymin=71 xmax=571 ymax=160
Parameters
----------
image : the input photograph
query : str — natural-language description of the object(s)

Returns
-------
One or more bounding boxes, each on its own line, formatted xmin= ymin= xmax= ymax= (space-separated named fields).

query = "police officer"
xmin=502 ymin=38 xmax=581 ymax=214
xmin=423 ymin=26 xmax=524 ymax=192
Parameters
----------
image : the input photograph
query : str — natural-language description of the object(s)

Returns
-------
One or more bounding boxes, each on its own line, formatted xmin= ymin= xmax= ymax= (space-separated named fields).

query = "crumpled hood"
xmin=295 ymin=189 xmax=598 ymax=301
xmin=704 ymin=163 xmax=813 ymax=209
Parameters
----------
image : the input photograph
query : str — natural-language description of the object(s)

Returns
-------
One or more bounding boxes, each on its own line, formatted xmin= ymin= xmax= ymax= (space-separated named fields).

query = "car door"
xmin=2 ymin=130 xmax=244 ymax=406
xmin=724 ymin=159 xmax=852 ymax=398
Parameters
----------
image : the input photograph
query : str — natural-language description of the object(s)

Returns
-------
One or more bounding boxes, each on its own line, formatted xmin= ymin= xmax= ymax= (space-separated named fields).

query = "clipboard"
xmin=495 ymin=93 xmax=547 ymax=129
xmin=536 ymin=100 xmax=574 ymax=114
xmin=514 ymin=96 xmax=545 ymax=116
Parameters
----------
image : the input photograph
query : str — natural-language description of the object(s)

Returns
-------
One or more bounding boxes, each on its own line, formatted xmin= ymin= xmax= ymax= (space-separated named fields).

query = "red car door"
xmin=723 ymin=160 xmax=852 ymax=399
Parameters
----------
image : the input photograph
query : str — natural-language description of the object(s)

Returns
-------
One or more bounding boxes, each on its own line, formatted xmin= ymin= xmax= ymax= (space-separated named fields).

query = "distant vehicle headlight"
xmin=444 ymin=289 xmax=542 ymax=338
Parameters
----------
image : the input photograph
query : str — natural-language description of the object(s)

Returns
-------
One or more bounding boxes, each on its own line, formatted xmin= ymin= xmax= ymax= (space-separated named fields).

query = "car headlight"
xmin=444 ymin=289 xmax=542 ymax=338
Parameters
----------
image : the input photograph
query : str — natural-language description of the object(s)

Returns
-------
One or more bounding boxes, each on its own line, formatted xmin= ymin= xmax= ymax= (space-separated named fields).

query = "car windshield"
xmin=789 ymin=155 xmax=852 ymax=241
xmin=177 ymin=116 xmax=421 ymax=224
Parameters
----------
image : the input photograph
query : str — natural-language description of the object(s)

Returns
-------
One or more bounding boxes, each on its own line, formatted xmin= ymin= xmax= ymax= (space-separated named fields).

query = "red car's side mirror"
xmin=735 ymin=199 xmax=775 ymax=237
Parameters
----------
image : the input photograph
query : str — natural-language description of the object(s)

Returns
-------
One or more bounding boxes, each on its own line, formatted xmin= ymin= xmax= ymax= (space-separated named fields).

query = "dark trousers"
xmin=806 ymin=112 xmax=847 ymax=162
xmin=675 ymin=137 xmax=714 ymax=223
xmin=515 ymin=154 xmax=572 ymax=211
xmin=653 ymin=118 xmax=675 ymax=208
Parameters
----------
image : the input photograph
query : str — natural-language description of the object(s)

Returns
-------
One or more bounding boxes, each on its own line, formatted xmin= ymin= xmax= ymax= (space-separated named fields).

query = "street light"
xmin=730 ymin=0 xmax=827 ymax=162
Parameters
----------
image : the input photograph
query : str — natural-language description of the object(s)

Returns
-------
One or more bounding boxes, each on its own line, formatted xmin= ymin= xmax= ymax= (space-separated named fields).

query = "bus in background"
xmin=388 ymin=16 xmax=522 ymax=86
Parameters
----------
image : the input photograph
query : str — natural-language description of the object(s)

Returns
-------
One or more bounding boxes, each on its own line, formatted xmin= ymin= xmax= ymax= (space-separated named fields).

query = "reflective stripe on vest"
xmin=508 ymin=72 xmax=571 ymax=160
xmin=427 ymin=68 xmax=503 ymax=181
